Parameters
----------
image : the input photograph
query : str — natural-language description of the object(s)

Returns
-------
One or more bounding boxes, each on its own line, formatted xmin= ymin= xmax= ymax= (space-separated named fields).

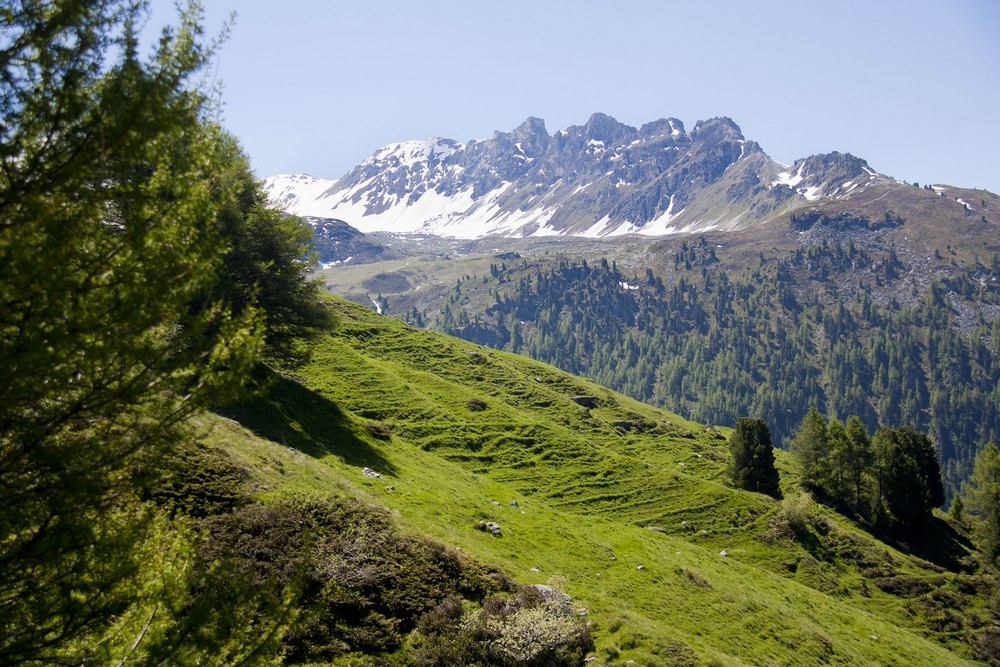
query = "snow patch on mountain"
xmin=773 ymin=166 xmax=805 ymax=188
xmin=266 ymin=174 xmax=339 ymax=215
xmin=367 ymin=138 xmax=461 ymax=168
xmin=264 ymin=115 xmax=893 ymax=239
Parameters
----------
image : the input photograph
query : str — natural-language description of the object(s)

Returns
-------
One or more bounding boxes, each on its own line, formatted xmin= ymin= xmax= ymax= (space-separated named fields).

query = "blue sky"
xmin=149 ymin=0 xmax=1000 ymax=193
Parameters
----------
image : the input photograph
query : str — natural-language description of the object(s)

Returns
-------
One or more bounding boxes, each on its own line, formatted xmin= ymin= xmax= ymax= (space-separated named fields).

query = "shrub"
xmin=467 ymin=398 xmax=489 ymax=412
xmin=974 ymin=626 xmax=1000 ymax=666
xmin=198 ymin=496 xmax=514 ymax=663
xmin=780 ymin=492 xmax=815 ymax=536
xmin=872 ymin=576 xmax=941 ymax=598
xmin=651 ymin=639 xmax=698 ymax=666
xmin=144 ymin=442 xmax=252 ymax=518
xmin=411 ymin=584 xmax=591 ymax=666
xmin=366 ymin=421 xmax=393 ymax=440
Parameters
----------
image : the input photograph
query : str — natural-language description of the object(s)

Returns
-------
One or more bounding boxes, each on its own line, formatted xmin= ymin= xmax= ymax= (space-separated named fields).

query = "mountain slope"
xmin=265 ymin=114 xmax=889 ymax=238
xmin=310 ymin=179 xmax=1000 ymax=496
xmin=205 ymin=294 xmax=993 ymax=665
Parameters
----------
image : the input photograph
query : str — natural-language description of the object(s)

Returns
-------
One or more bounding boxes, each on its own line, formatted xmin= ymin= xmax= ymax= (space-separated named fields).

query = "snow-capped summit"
xmin=264 ymin=114 xmax=888 ymax=239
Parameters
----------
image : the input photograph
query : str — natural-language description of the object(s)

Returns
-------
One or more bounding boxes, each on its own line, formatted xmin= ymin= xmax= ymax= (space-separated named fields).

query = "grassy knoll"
xmin=205 ymin=295 xmax=991 ymax=665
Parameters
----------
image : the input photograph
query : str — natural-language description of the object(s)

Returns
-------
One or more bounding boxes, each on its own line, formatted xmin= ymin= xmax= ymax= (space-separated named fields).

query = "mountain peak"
xmin=639 ymin=117 xmax=685 ymax=138
xmin=513 ymin=116 xmax=548 ymax=138
xmin=264 ymin=113 xmax=914 ymax=238
xmin=691 ymin=116 xmax=744 ymax=141
xmin=580 ymin=112 xmax=637 ymax=144
xmin=366 ymin=137 xmax=462 ymax=168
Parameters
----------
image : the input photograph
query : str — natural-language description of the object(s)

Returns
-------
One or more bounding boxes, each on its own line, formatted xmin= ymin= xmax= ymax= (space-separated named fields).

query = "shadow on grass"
xmin=900 ymin=516 xmax=975 ymax=572
xmin=217 ymin=366 xmax=397 ymax=477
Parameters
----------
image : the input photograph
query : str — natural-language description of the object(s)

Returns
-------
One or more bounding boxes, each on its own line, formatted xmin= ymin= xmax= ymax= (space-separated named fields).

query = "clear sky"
xmin=148 ymin=0 xmax=1000 ymax=193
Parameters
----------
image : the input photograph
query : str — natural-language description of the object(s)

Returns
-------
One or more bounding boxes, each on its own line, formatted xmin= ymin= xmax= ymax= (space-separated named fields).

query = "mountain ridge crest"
xmin=265 ymin=112 xmax=896 ymax=238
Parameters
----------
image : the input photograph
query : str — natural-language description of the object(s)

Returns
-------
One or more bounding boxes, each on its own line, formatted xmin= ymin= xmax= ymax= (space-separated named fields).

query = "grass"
xmin=204 ymin=294 xmax=989 ymax=665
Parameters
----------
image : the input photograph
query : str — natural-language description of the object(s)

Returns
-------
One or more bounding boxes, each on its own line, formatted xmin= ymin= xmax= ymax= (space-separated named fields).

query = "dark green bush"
xmin=144 ymin=442 xmax=252 ymax=518
xmin=975 ymin=626 xmax=1000 ymax=666
xmin=366 ymin=421 xmax=393 ymax=440
xmin=198 ymin=496 xmax=514 ymax=663
xmin=410 ymin=584 xmax=592 ymax=667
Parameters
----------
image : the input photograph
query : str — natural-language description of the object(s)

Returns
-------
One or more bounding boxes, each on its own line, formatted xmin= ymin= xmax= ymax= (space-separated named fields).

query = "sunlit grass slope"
xmin=206 ymin=295 xmax=985 ymax=666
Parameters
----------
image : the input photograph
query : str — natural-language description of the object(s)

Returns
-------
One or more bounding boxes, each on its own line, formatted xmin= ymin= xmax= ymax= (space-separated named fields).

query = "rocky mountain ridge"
xmin=265 ymin=113 xmax=891 ymax=238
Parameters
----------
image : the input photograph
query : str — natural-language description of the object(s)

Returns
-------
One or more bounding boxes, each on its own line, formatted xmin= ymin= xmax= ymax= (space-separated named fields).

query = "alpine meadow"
xmin=3 ymin=2 xmax=1000 ymax=667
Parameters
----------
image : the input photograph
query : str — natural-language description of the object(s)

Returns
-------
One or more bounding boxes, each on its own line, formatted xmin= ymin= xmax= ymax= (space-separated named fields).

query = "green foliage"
xmin=0 ymin=2 xmax=275 ymax=662
xmin=410 ymin=586 xmax=592 ymax=667
xmin=874 ymin=426 xmax=946 ymax=532
xmin=790 ymin=406 xmax=947 ymax=536
xmin=949 ymin=494 xmax=965 ymax=524
xmin=790 ymin=410 xmax=879 ymax=518
xmin=792 ymin=407 xmax=830 ymax=493
xmin=964 ymin=443 xmax=1000 ymax=564
xmin=825 ymin=418 xmax=851 ymax=501
xmin=772 ymin=492 xmax=817 ymax=540
xmin=209 ymin=133 xmax=331 ymax=359
xmin=844 ymin=416 xmax=875 ymax=512
xmin=70 ymin=511 xmax=295 ymax=666
xmin=144 ymin=441 xmax=252 ymax=518
xmin=727 ymin=417 xmax=782 ymax=499
xmin=199 ymin=496 xmax=515 ymax=663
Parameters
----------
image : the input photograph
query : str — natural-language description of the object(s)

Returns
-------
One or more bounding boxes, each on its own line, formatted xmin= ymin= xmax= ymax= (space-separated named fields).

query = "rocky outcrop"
xmin=790 ymin=209 xmax=906 ymax=232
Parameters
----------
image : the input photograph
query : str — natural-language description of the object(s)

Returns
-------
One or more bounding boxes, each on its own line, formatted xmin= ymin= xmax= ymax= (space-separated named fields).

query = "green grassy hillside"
xmin=206 ymin=295 xmax=994 ymax=665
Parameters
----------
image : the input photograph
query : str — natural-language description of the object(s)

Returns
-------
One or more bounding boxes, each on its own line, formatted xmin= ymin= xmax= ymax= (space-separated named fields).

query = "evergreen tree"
xmin=964 ymin=443 xmax=1000 ymax=563
xmin=826 ymin=418 xmax=850 ymax=502
xmin=210 ymin=133 xmax=330 ymax=360
xmin=791 ymin=407 xmax=830 ymax=494
xmin=728 ymin=417 xmax=782 ymax=499
xmin=873 ymin=427 xmax=945 ymax=531
xmin=844 ymin=416 xmax=875 ymax=513
xmin=949 ymin=494 xmax=965 ymax=525
xmin=0 ymin=2 xmax=286 ymax=662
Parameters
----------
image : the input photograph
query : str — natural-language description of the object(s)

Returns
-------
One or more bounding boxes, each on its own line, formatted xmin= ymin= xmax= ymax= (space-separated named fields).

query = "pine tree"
xmin=964 ymin=443 xmax=1000 ymax=563
xmin=826 ymin=418 xmax=850 ymax=502
xmin=0 ymin=2 xmax=286 ymax=662
xmin=844 ymin=416 xmax=875 ymax=514
xmin=873 ymin=427 xmax=945 ymax=531
xmin=728 ymin=417 xmax=782 ymax=499
xmin=791 ymin=407 xmax=830 ymax=494
xmin=210 ymin=133 xmax=331 ymax=360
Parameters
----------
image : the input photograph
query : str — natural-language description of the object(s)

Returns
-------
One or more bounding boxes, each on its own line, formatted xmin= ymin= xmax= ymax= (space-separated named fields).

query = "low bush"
xmin=411 ymin=584 xmax=592 ymax=666
xmin=198 ymin=496 xmax=514 ymax=663
xmin=144 ymin=441 xmax=252 ymax=518
xmin=366 ymin=421 xmax=393 ymax=440
xmin=975 ymin=626 xmax=1000 ymax=666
